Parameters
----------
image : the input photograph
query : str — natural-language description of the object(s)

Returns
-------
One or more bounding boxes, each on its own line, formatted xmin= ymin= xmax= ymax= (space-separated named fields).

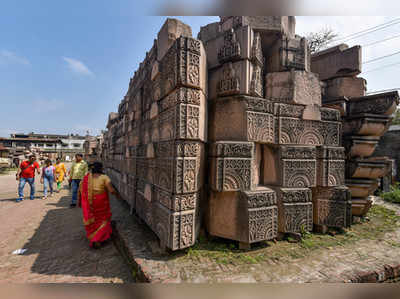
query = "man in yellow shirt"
xmin=68 ymin=154 xmax=88 ymax=208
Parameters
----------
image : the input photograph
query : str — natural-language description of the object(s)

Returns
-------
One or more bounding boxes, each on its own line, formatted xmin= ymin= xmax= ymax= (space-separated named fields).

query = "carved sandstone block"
xmin=209 ymin=96 xmax=275 ymax=143
xmin=346 ymin=158 xmax=391 ymax=180
xmin=160 ymin=36 xmax=207 ymax=98
xmin=311 ymin=44 xmax=361 ymax=81
xmin=325 ymin=77 xmax=366 ymax=98
xmin=201 ymin=26 xmax=264 ymax=69
xmin=311 ymin=186 xmax=351 ymax=228
xmin=343 ymin=114 xmax=391 ymax=137
xmin=316 ymin=146 xmax=345 ymax=187
xmin=157 ymin=18 xmax=192 ymax=61
xmin=209 ymin=60 xmax=263 ymax=99
xmin=207 ymin=187 xmax=278 ymax=243
xmin=273 ymin=187 xmax=313 ymax=233
xmin=158 ymin=101 xmax=206 ymax=142
xmin=152 ymin=202 xmax=197 ymax=250
xmin=220 ymin=16 xmax=296 ymax=39
xmin=347 ymin=91 xmax=399 ymax=117
xmin=266 ymin=35 xmax=310 ymax=72
xmin=262 ymin=145 xmax=317 ymax=188
xmin=277 ymin=117 xmax=341 ymax=146
xmin=265 ymin=70 xmax=321 ymax=106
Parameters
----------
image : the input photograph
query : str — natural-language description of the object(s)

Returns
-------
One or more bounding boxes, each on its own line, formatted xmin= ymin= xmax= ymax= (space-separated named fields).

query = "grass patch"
xmin=380 ymin=183 xmax=400 ymax=204
xmin=180 ymin=205 xmax=400 ymax=266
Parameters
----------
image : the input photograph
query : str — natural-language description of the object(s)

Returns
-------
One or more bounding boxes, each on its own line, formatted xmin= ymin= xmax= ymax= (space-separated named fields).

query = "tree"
xmin=391 ymin=109 xmax=400 ymax=125
xmin=306 ymin=28 xmax=338 ymax=54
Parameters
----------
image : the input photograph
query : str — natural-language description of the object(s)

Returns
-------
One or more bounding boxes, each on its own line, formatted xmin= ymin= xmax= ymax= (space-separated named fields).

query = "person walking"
xmin=68 ymin=154 xmax=88 ymax=208
xmin=78 ymin=162 xmax=121 ymax=248
xmin=15 ymin=155 xmax=40 ymax=202
xmin=41 ymin=159 xmax=55 ymax=199
xmin=54 ymin=158 xmax=67 ymax=192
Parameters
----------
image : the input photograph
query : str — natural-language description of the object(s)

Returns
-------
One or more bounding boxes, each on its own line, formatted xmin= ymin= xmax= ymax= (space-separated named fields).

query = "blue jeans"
xmin=18 ymin=177 xmax=35 ymax=200
xmin=71 ymin=179 xmax=81 ymax=204
xmin=43 ymin=175 xmax=54 ymax=197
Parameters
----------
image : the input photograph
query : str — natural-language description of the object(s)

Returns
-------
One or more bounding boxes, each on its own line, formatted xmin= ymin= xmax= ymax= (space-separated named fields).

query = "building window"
xmin=73 ymin=143 xmax=81 ymax=148
xmin=46 ymin=144 xmax=54 ymax=147
xmin=62 ymin=144 xmax=68 ymax=148
xmin=38 ymin=143 xmax=44 ymax=147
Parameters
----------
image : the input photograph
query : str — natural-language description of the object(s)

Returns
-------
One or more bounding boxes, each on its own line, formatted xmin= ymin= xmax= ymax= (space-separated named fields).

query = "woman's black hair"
xmin=91 ymin=161 xmax=104 ymax=174
xmin=45 ymin=159 xmax=52 ymax=165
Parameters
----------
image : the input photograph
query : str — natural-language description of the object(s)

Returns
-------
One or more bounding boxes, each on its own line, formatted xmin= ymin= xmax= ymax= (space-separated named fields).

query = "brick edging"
xmin=344 ymin=264 xmax=400 ymax=283
xmin=111 ymin=221 xmax=152 ymax=283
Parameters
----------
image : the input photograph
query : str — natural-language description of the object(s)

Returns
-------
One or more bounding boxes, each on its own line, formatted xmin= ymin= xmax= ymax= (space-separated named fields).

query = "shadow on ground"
xmin=21 ymin=193 xmax=133 ymax=282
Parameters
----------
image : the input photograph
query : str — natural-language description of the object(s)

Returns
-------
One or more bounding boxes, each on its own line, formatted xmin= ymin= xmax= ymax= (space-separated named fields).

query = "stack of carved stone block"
xmin=199 ymin=16 xmax=350 ymax=247
xmin=104 ymin=19 xmax=207 ymax=250
xmin=311 ymin=44 xmax=399 ymax=217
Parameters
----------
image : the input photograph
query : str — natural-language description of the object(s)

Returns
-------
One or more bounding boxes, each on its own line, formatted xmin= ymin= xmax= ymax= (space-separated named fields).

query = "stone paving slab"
xmin=0 ymin=171 xmax=134 ymax=283
xmin=111 ymin=195 xmax=400 ymax=283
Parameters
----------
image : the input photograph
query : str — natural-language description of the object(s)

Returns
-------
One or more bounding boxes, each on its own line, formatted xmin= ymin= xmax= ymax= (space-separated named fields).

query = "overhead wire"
xmin=363 ymin=61 xmax=400 ymax=74
xmin=362 ymin=33 xmax=400 ymax=47
xmin=331 ymin=17 xmax=400 ymax=44
xmin=363 ymin=50 xmax=400 ymax=64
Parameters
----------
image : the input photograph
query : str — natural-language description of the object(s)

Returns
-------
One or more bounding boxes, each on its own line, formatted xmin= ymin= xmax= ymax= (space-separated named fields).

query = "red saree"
xmin=80 ymin=173 xmax=112 ymax=247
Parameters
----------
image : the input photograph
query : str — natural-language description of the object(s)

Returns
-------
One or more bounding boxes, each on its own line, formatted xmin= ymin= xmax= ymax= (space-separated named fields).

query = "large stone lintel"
xmin=311 ymin=44 xmax=361 ymax=81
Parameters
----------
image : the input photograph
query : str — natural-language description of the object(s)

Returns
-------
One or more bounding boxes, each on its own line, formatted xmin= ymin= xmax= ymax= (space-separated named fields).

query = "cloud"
xmin=0 ymin=50 xmax=30 ymax=65
xmin=32 ymin=99 xmax=65 ymax=113
xmin=62 ymin=56 xmax=94 ymax=76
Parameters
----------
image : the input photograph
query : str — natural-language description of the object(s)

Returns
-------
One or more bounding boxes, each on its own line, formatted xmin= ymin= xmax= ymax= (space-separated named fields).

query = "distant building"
xmin=0 ymin=132 xmax=86 ymax=162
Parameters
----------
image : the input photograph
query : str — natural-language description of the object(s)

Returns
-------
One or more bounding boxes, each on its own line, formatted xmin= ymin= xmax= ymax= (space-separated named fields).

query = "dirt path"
xmin=0 ymin=171 xmax=133 ymax=282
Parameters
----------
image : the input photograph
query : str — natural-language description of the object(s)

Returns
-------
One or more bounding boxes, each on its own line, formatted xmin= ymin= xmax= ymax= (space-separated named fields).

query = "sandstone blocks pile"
xmin=102 ymin=16 xmax=399 ymax=251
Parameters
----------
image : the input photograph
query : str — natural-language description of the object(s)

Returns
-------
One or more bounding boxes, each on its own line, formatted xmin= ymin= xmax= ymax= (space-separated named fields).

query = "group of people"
xmin=16 ymin=156 xmax=68 ymax=201
xmin=15 ymin=153 xmax=121 ymax=249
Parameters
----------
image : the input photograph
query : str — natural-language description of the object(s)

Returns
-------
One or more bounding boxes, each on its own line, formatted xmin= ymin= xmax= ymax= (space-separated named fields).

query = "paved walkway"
xmin=0 ymin=171 xmax=133 ymax=283
xmin=112 ymin=194 xmax=400 ymax=283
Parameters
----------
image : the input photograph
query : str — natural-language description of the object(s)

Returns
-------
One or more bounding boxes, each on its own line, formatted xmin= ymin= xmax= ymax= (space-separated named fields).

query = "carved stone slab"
xmin=209 ymin=96 xmax=275 ymax=143
xmin=311 ymin=44 xmax=361 ymax=81
xmin=343 ymin=114 xmax=391 ymax=137
xmin=265 ymin=70 xmax=321 ymax=106
xmin=207 ymin=187 xmax=278 ymax=243
xmin=325 ymin=77 xmax=366 ymax=99
xmin=157 ymin=18 xmax=192 ymax=61
xmin=220 ymin=16 xmax=296 ymax=39
xmin=262 ymin=145 xmax=317 ymax=188
xmin=277 ymin=117 xmax=341 ymax=146
xmin=266 ymin=35 xmax=311 ymax=72
xmin=210 ymin=157 xmax=253 ymax=192
xmin=312 ymin=186 xmax=352 ymax=228
xmin=347 ymin=91 xmax=399 ymax=117
xmin=346 ymin=158 xmax=391 ymax=180
xmin=343 ymin=136 xmax=380 ymax=158
xmin=160 ymin=36 xmax=207 ymax=99
xmin=274 ymin=187 xmax=313 ymax=233
xmin=316 ymin=146 xmax=345 ymax=187
xmin=200 ymin=25 xmax=256 ymax=69
xmin=209 ymin=59 xmax=263 ymax=99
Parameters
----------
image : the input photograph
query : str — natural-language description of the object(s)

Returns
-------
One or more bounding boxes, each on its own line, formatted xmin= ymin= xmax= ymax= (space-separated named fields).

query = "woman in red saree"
xmin=78 ymin=162 xmax=121 ymax=249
